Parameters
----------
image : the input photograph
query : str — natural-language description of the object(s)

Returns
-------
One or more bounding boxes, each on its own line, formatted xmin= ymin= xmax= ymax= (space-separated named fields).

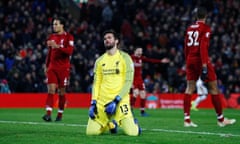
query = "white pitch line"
xmin=0 ymin=120 xmax=239 ymax=137
xmin=150 ymin=128 xmax=240 ymax=137
xmin=0 ymin=120 xmax=86 ymax=127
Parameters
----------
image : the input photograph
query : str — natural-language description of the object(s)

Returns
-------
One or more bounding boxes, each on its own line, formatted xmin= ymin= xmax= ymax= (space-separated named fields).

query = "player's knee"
xmin=121 ymin=118 xmax=141 ymax=136
xmin=86 ymin=119 xmax=103 ymax=136
xmin=124 ymin=127 xmax=140 ymax=136
xmin=86 ymin=127 xmax=102 ymax=135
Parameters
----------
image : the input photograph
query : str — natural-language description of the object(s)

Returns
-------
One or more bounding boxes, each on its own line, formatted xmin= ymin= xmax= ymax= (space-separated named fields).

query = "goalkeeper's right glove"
xmin=89 ymin=100 xmax=97 ymax=119
xmin=105 ymin=95 xmax=121 ymax=115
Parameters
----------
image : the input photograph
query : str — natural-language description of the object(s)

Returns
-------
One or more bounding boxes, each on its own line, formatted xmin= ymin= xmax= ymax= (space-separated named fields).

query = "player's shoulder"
xmin=66 ymin=32 xmax=74 ymax=39
xmin=95 ymin=53 xmax=106 ymax=64
xmin=66 ymin=32 xmax=73 ymax=36
xmin=119 ymin=50 xmax=131 ymax=59
xmin=200 ymin=23 xmax=210 ymax=31
xmin=187 ymin=22 xmax=210 ymax=30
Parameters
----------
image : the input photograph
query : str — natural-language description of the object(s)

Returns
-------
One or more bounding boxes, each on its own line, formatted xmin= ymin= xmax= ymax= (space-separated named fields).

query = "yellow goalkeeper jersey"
xmin=92 ymin=50 xmax=134 ymax=105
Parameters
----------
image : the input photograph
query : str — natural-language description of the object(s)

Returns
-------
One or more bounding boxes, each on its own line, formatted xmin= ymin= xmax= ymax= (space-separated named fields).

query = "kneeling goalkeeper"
xmin=86 ymin=29 xmax=141 ymax=136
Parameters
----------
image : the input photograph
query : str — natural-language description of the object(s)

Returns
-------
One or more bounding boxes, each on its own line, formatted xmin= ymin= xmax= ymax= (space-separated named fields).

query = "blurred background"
xmin=0 ymin=0 xmax=239 ymax=101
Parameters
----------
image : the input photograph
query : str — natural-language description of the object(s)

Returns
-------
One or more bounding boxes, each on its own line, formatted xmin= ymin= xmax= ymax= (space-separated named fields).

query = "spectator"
xmin=0 ymin=79 xmax=11 ymax=93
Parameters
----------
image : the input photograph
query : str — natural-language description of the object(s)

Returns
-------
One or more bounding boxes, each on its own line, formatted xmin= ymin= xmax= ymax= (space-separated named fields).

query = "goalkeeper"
xmin=86 ymin=29 xmax=141 ymax=136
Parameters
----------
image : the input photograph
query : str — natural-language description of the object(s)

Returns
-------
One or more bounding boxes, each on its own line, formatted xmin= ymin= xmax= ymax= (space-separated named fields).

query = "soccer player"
xmin=191 ymin=78 xmax=208 ymax=111
xmin=86 ymin=29 xmax=141 ymax=136
xmin=131 ymin=47 xmax=169 ymax=116
xmin=183 ymin=7 xmax=236 ymax=127
xmin=42 ymin=16 xmax=74 ymax=122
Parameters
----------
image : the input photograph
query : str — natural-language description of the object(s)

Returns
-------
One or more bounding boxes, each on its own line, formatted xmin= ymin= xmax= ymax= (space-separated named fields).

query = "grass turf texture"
xmin=0 ymin=108 xmax=239 ymax=144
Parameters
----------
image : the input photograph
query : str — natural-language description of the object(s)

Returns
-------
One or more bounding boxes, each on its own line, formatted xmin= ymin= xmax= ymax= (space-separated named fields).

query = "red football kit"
xmin=45 ymin=32 xmax=74 ymax=87
xmin=131 ymin=55 xmax=162 ymax=90
xmin=184 ymin=21 xmax=216 ymax=81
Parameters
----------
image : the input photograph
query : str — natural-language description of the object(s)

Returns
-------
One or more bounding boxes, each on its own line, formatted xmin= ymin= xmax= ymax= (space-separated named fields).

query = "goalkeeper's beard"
xmin=105 ymin=44 xmax=115 ymax=50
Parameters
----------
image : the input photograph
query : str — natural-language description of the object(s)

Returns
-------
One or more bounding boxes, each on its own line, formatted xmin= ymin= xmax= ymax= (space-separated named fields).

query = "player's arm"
xmin=200 ymin=27 xmax=211 ymax=67
xmin=142 ymin=56 xmax=162 ymax=63
xmin=89 ymin=57 xmax=103 ymax=119
xmin=92 ymin=57 xmax=103 ymax=100
xmin=200 ymin=27 xmax=211 ymax=80
xmin=58 ymin=34 xmax=74 ymax=55
xmin=118 ymin=53 xmax=134 ymax=98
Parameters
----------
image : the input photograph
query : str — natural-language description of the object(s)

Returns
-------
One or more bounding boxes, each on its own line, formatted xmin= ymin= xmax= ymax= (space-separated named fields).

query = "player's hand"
xmin=161 ymin=58 xmax=170 ymax=63
xmin=89 ymin=100 xmax=97 ymax=119
xmin=47 ymin=40 xmax=59 ymax=48
xmin=105 ymin=95 xmax=121 ymax=115
xmin=200 ymin=67 xmax=208 ymax=81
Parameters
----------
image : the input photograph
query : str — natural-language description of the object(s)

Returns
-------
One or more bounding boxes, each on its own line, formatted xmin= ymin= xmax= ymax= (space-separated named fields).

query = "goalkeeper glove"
xmin=89 ymin=100 xmax=97 ymax=119
xmin=105 ymin=95 xmax=121 ymax=115
xmin=200 ymin=67 xmax=208 ymax=81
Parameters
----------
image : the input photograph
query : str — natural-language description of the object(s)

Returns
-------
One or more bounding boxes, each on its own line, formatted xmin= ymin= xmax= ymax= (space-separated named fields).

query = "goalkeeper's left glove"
xmin=89 ymin=100 xmax=97 ymax=119
xmin=105 ymin=95 xmax=121 ymax=115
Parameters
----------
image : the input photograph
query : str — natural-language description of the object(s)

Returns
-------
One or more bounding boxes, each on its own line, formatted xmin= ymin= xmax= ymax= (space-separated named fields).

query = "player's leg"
xmin=42 ymin=69 xmax=57 ymax=122
xmin=86 ymin=118 xmax=104 ymax=135
xmin=131 ymin=88 xmax=139 ymax=107
xmin=86 ymin=102 xmax=114 ymax=135
xmin=192 ymin=85 xmax=208 ymax=110
xmin=139 ymin=89 xmax=148 ymax=116
xmin=195 ymin=94 xmax=207 ymax=106
xmin=208 ymin=80 xmax=235 ymax=126
xmin=207 ymin=64 xmax=236 ymax=127
xmin=121 ymin=117 xmax=141 ymax=136
xmin=55 ymin=69 xmax=70 ymax=121
xmin=184 ymin=80 xmax=197 ymax=127
xmin=191 ymin=94 xmax=207 ymax=111
xmin=55 ymin=87 xmax=66 ymax=121
xmin=184 ymin=62 xmax=200 ymax=127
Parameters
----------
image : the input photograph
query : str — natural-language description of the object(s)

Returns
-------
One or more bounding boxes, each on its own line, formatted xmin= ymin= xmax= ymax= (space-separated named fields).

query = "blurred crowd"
xmin=0 ymin=0 xmax=240 ymax=98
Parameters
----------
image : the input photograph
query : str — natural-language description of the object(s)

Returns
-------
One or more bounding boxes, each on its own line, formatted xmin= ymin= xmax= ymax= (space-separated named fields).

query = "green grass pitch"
xmin=0 ymin=108 xmax=239 ymax=144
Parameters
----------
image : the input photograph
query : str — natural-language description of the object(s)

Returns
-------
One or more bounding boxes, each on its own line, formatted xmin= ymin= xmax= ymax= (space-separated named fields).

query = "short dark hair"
xmin=197 ymin=7 xmax=207 ymax=19
xmin=103 ymin=29 xmax=119 ymax=40
xmin=52 ymin=16 xmax=66 ymax=26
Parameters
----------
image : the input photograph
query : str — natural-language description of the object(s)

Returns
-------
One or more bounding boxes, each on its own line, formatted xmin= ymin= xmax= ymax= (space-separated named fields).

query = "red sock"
xmin=131 ymin=97 xmax=136 ymax=107
xmin=140 ymin=98 xmax=146 ymax=109
xmin=47 ymin=110 xmax=52 ymax=116
xmin=211 ymin=94 xmax=224 ymax=121
xmin=46 ymin=94 xmax=54 ymax=115
xmin=58 ymin=95 xmax=66 ymax=111
xmin=57 ymin=111 xmax=63 ymax=118
xmin=184 ymin=94 xmax=192 ymax=122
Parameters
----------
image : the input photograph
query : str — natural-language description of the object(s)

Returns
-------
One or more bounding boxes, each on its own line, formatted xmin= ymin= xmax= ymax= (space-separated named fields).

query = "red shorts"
xmin=132 ymin=79 xmax=145 ymax=90
xmin=186 ymin=60 xmax=216 ymax=81
xmin=46 ymin=68 xmax=70 ymax=87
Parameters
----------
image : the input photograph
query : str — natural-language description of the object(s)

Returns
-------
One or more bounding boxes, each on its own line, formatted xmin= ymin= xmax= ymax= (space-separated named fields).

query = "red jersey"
xmin=184 ymin=21 xmax=210 ymax=65
xmin=131 ymin=55 xmax=162 ymax=83
xmin=46 ymin=32 xmax=74 ymax=69
xmin=184 ymin=21 xmax=216 ymax=81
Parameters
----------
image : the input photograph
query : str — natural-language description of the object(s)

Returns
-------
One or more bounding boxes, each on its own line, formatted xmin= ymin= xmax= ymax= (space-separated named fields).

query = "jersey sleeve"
xmin=91 ymin=57 xmax=102 ymax=101
xmin=200 ymin=27 xmax=211 ymax=65
xmin=118 ymin=52 xmax=134 ymax=98
xmin=142 ymin=56 xmax=162 ymax=63
xmin=58 ymin=34 xmax=74 ymax=55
